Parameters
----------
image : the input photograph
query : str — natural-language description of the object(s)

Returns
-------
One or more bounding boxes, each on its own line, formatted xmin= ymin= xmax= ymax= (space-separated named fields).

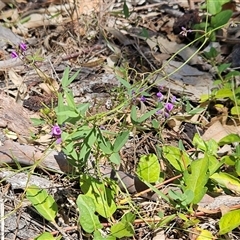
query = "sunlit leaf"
xmin=26 ymin=185 xmax=58 ymax=222
xmin=76 ymin=195 xmax=102 ymax=233
xmin=184 ymin=155 xmax=209 ymax=204
xmin=110 ymin=152 xmax=121 ymax=164
xmin=34 ymin=232 xmax=60 ymax=240
xmin=219 ymin=133 xmax=240 ymax=146
xmin=80 ymin=175 xmax=117 ymax=218
xmin=93 ymin=230 xmax=116 ymax=240
xmin=110 ymin=212 xmax=135 ymax=238
xmin=162 ymin=146 xmax=191 ymax=172
xmin=210 ymin=172 xmax=240 ymax=193
xmin=113 ymin=131 xmax=129 ymax=152
xmin=207 ymin=0 xmax=230 ymax=15
xmin=219 ymin=209 xmax=240 ymax=235
xmin=137 ymin=154 xmax=160 ymax=183
xmin=211 ymin=10 xmax=232 ymax=28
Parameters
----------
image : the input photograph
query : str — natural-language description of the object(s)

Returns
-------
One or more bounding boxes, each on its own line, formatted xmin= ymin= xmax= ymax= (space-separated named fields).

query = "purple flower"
xmin=140 ymin=96 xmax=146 ymax=102
xmin=180 ymin=27 xmax=192 ymax=37
xmin=56 ymin=137 xmax=62 ymax=144
xmin=99 ymin=125 xmax=105 ymax=130
xmin=19 ymin=42 xmax=27 ymax=52
xmin=156 ymin=109 xmax=163 ymax=115
xmin=11 ymin=51 xmax=18 ymax=58
xmin=51 ymin=125 xmax=62 ymax=144
xmin=165 ymin=102 xmax=174 ymax=112
xmin=156 ymin=92 xmax=164 ymax=101
xmin=52 ymin=125 xmax=62 ymax=136
xmin=171 ymin=96 xmax=177 ymax=103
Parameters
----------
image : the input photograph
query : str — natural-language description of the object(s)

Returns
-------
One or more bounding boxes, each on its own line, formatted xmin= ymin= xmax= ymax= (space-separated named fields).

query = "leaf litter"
xmin=0 ymin=0 xmax=240 ymax=239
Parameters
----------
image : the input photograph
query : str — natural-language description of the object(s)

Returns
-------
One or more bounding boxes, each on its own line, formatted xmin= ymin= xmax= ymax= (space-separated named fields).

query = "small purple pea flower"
xmin=51 ymin=125 xmax=62 ymax=144
xmin=180 ymin=27 xmax=192 ymax=37
xmin=156 ymin=92 xmax=164 ymax=101
xmin=156 ymin=109 xmax=163 ymax=115
xmin=11 ymin=51 xmax=18 ymax=58
xmin=19 ymin=42 xmax=27 ymax=52
xmin=140 ymin=96 xmax=146 ymax=102
xmin=165 ymin=102 xmax=174 ymax=112
xmin=171 ymin=95 xmax=177 ymax=103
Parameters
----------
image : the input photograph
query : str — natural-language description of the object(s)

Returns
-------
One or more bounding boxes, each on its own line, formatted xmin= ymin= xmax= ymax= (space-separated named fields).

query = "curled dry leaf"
xmin=8 ymin=69 xmax=28 ymax=100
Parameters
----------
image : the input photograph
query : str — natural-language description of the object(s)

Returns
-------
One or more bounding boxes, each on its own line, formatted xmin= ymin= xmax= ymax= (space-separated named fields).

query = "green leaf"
xmin=26 ymin=185 xmax=58 ymax=222
xmin=222 ymin=155 xmax=236 ymax=166
xmin=30 ymin=118 xmax=45 ymax=126
xmin=93 ymin=230 xmax=116 ymax=240
xmin=122 ymin=212 xmax=135 ymax=223
xmin=196 ymin=228 xmax=214 ymax=239
xmin=162 ymin=146 xmax=191 ymax=172
xmin=208 ymin=155 xmax=223 ymax=175
xmin=219 ymin=209 xmax=240 ymax=235
xmin=207 ymin=0 xmax=230 ymax=15
xmin=56 ymin=93 xmax=67 ymax=124
xmin=193 ymin=133 xmax=218 ymax=155
xmin=152 ymin=119 xmax=160 ymax=129
xmin=117 ymin=76 xmax=132 ymax=90
xmin=76 ymin=195 xmax=102 ymax=233
xmin=65 ymin=91 xmax=76 ymax=109
xmin=137 ymin=154 xmax=160 ymax=183
xmin=215 ymin=88 xmax=233 ymax=99
xmin=203 ymin=47 xmax=218 ymax=60
xmin=157 ymin=214 xmax=176 ymax=228
xmin=61 ymin=67 xmax=70 ymax=88
xmin=80 ymin=175 xmax=117 ymax=218
xmin=231 ymin=106 xmax=240 ymax=115
xmin=130 ymin=105 xmax=160 ymax=124
xmin=138 ymin=108 xmax=160 ymax=123
xmin=235 ymin=160 xmax=240 ymax=176
xmin=61 ymin=67 xmax=80 ymax=88
xmin=123 ymin=1 xmax=130 ymax=18
xmin=68 ymin=69 xmax=80 ymax=86
xmin=169 ymin=189 xmax=194 ymax=206
xmin=57 ymin=110 xmax=79 ymax=118
xmin=210 ymin=172 xmax=240 ymax=193
xmin=70 ymin=126 xmax=92 ymax=140
xmin=110 ymin=212 xmax=135 ymax=238
xmin=76 ymin=102 xmax=90 ymax=115
xmin=34 ymin=232 xmax=58 ymax=240
xmin=217 ymin=63 xmax=231 ymax=74
xmin=98 ymin=131 xmax=113 ymax=154
xmin=211 ymin=10 xmax=232 ymax=28
xmin=109 ymin=152 xmax=121 ymax=164
xmin=219 ymin=133 xmax=240 ymax=146
xmin=113 ymin=131 xmax=129 ymax=152
xmin=99 ymin=139 xmax=113 ymax=154
xmin=138 ymin=178 xmax=169 ymax=202
xmin=184 ymin=156 xmax=209 ymax=204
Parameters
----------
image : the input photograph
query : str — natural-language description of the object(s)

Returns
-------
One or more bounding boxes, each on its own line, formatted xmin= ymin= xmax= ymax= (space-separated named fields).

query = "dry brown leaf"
xmin=8 ymin=69 xmax=28 ymax=100
xmin=34 ymin=134 xmax=52 ymax=144
xmin=167 ymin=117 xmax=182 ymax=132
xmin=0 ymin=92 xmax=35 ymax=142
xmin=76 ymin=0 xmax=102 ymax=15
xmin=202 ymin=120 xmax=228 ymax=142
xmin=203 ymin=120 xmax=240 ymax=142
xmin=39 ymin=78 xmax=59 ymax=94
xmin=8 ymin=69 xmax=24 ymax=87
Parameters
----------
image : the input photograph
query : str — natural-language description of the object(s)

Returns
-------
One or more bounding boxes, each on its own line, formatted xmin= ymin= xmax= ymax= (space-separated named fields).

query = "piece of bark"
xmin=0 ymin=170 xmax=54 ymax=190
xmin=0 ymin=140 xmax=71 ymax=172
xmin=0 ymin=92 xmax=35 ymax=141
xmin=0 ymin=25 xmax=22 ymax=48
